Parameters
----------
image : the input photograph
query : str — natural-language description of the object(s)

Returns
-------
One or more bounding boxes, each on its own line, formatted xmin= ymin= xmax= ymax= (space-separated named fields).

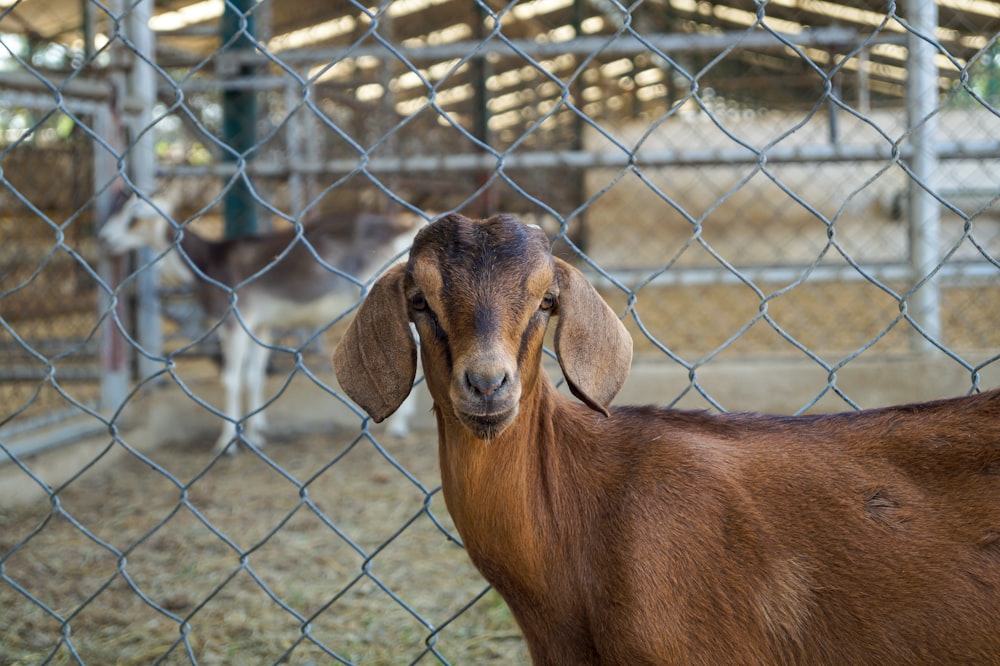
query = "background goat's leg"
xmin=386 ymin=392 xmax=416 ymax=438
xmin=384 ymin=325 xmax=419 ymax=438
xmin=215 ymin=324 xmax=250 ymax=453
xmin=244 ymin=329 xmax=273 ymax=445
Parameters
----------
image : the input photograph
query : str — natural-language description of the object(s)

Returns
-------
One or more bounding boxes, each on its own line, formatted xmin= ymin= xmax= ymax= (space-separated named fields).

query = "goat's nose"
xmin=465 ymin=369 xmax=507 ymax=398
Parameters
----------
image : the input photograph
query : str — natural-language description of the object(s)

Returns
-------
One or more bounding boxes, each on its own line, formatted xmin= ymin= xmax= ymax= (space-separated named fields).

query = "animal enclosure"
xmin=1 ymin=0 xmax=999 ymax=663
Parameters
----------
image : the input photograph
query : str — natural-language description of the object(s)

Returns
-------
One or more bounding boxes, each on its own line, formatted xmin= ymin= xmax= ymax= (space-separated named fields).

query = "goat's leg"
xmin=386 ymin=389 xmax=417 ymax=438
xmin=243 ymin=329 xmax=273 ymax=446
xmin=214 ymin=324 xmax=250 ymax=454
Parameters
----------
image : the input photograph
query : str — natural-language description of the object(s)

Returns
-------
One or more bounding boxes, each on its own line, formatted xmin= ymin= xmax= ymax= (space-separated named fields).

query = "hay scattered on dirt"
xmin=0 ymin=427 xmax=529 ymax=665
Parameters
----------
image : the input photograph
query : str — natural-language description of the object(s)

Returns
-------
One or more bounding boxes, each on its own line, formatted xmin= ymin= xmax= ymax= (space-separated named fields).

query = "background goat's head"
xmin=334 ymin=213 xmax=633 ymax=440
xmin=98 ymin=193 xmax=174 ymax=255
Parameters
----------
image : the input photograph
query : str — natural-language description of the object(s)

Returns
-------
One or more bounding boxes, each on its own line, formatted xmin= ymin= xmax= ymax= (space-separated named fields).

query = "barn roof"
xmin=2 ymin=0 xmax=996 ymax=125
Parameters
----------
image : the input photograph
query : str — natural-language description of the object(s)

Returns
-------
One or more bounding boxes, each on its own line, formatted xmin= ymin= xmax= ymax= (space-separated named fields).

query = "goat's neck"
xmin=435 ymin=375 xmax=587 ymax=599
xmin=160 ymin=223 xmax=217 ymax=283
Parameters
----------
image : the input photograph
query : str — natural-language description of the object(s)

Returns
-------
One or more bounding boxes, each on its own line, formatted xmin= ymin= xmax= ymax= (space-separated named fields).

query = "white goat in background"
xmin=99 ymin=191 xmax=419 ymax=453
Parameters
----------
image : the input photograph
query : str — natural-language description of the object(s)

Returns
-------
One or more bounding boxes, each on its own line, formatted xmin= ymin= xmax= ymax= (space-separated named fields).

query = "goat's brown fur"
xmin=334 ymin=213 xmax=1000 ymax=665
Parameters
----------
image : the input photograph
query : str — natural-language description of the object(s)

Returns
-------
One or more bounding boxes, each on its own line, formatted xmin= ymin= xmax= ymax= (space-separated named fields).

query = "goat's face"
xmin=334 ymin=213 xmax=633 ymax=441
xmin=406 ymin=215 xmax=555 ymax=439
xmin=98 ymin=193 xmax=170 ymax=255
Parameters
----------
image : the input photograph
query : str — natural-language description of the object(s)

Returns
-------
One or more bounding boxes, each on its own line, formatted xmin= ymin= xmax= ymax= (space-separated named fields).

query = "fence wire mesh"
xmin=1 ymin=0 xmax=999 ymax=663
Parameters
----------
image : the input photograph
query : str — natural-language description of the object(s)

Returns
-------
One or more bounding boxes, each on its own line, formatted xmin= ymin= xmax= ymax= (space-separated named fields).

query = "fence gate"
xmin=1 ymin=0 xmax=998 ymax=664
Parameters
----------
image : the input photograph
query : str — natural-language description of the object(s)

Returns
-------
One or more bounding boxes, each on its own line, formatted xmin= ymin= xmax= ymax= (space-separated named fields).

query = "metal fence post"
xmin=220 ymin=0 xmax=259 ymax=238
xmin=905 ymin=0 xmax=942 ymax=351
xmin=95 ymin=104 xmax=129 ymax=413
xmin=128 ymin=0 xmax=163 ymax=380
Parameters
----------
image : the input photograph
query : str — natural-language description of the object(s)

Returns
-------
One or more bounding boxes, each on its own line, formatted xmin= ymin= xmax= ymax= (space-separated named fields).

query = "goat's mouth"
xmin=98 ymin=235 xmax=134 ymax=256
xmin=451 ymin=366 xmax=520 ymax=440
xmin=97 ymin=236 xmax=120 ymax=254
xmin=455 ymin=406 xmax=518 ymax=441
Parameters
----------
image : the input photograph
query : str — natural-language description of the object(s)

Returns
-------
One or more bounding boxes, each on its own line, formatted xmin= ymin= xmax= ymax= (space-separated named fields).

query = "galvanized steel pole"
xmin=905 ymin=0 xmax=942 ymax=351
xmin=127 ymin=0 xmax=164 ymax=381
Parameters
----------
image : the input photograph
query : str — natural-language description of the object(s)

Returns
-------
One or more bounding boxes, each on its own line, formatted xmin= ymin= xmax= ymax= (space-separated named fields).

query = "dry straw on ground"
xmin=1 ymin=424 xmax=529 ymax=665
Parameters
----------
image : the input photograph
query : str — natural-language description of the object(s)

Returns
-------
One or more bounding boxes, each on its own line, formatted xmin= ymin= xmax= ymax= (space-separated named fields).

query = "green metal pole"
xmin=220 ymin=0 xmax=258 ymax=237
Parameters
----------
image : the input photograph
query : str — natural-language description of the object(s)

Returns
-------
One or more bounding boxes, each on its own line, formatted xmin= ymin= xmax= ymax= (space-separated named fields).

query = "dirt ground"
xmin=0 ymin=419 xmax=530 ymax=665
xmin=2 ymin=226 xmax=996 ymax=665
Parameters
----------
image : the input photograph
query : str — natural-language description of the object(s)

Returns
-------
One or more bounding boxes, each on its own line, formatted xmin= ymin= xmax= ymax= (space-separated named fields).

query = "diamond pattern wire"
xmin=1 ymin=0 xmax=999 ymax=662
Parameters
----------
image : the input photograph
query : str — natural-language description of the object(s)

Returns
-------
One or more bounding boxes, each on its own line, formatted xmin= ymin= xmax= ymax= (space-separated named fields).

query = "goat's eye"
xmin=539 ymin=295 xmax=556 ymax=312
xmin=411 ymin=293 xmax=428 ymax=312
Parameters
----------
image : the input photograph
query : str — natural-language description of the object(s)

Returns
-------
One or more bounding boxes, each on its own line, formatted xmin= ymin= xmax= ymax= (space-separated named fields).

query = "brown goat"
xmin=334 ymin=213 xmax=1000 ymax=665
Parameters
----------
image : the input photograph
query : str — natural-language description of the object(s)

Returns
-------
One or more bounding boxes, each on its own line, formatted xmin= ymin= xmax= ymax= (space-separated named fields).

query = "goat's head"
xmin=98 ymin=192 xmax=172 ymax=255
xmin=334 ymin=213 xmax=633 ymax=440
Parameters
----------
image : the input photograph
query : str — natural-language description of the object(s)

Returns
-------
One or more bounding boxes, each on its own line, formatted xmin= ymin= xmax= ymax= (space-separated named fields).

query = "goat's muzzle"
xmin=452 ymin=365 xmax=521 ymax=440
xmin=98 ymin=231 xmax=127 ymax=255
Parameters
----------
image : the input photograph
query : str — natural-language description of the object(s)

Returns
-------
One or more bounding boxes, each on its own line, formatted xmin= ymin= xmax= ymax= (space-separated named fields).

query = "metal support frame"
xmin=127 ymin=0 xmax=163 ymax=382
xmin=471 ymin=1 xmax=494 ymax=217
xmin=160 ymin=139 xmax=999 ymax=178
xmin=95 ymin=102 xmax=130 ymax=416
xmin=220 ymin=0 xmax=259 ymax=238
xmin=220 ymin=26 xmax=879 ymax=68
xmin=905 ymin=0 xmax=942 ymax=351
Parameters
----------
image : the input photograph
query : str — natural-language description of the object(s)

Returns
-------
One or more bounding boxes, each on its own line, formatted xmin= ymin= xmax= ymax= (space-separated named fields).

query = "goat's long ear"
xmin=333 ymin=264 xmax=417 ymax=423
xmin=553 ymin=257 xmax=633 ymax=416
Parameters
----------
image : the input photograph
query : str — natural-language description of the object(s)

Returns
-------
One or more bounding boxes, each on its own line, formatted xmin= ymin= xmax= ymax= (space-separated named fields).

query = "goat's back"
xmin=575 ymin=390 xmax=1000 ymax=664
xmin=189 ymin=214 xmax=415 ymax=311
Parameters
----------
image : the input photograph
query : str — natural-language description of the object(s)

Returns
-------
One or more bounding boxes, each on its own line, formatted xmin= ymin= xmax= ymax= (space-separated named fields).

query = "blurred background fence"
xmin=1 ymin=0 xmax=998 ymax=663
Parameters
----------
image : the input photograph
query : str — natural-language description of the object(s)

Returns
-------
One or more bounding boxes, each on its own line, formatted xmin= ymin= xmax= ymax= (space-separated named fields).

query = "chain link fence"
xmin=1 ymin=0 xmax=999 ymax=663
